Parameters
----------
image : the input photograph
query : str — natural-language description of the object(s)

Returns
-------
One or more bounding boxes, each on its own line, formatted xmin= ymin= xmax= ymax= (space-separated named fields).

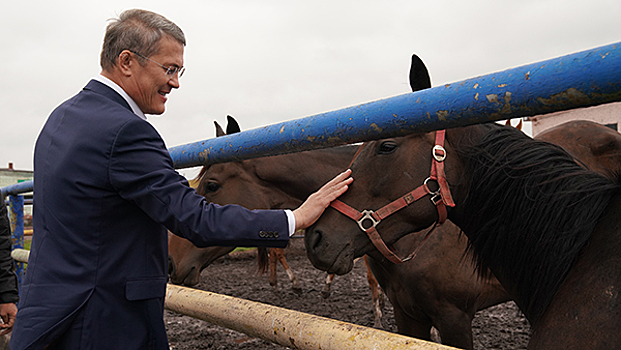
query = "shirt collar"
xmin=93 ymin=74 xmax=147 ymax=120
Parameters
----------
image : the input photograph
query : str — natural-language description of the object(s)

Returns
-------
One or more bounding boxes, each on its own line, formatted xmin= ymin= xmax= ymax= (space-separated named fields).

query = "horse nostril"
xmin=306 ymin=228 xmax=324 ymax=253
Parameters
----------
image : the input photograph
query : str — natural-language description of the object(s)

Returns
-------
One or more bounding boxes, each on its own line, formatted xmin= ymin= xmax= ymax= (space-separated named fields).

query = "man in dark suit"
xmin=10 ymin=9 xmax=352 ymax=350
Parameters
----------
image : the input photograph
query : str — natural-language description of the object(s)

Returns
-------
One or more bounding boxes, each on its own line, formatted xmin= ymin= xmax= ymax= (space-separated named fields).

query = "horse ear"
xmin=226 ymin=115 xmax=241 ymax=134
xmin=505 ymin=119 xmax=524 ymax=131
xmin=409 ymin=54 xmax=432 ymax=92
xmin=214 ymin=121 xmax=226 ymax=137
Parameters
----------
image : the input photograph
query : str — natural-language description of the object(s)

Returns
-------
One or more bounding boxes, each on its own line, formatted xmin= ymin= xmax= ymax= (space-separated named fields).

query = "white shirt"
xmin=93 ymin=75 xmax=147 ymax=120
xmin=91 ymin=75 xmax=297 ymax=237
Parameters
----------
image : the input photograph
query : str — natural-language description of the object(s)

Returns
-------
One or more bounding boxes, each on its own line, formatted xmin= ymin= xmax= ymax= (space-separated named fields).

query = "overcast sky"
xmin=2 ymin=0 xmax=620 ymax=179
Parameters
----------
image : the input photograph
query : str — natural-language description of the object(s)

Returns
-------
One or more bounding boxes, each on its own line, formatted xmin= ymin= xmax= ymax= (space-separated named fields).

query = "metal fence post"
xmin=9 ymin=195 xmax=25 ymax=289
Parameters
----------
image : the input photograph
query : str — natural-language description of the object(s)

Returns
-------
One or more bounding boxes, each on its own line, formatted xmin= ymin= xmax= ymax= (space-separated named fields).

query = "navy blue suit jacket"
xmin=10 ymin=80 xmax=289 ymax=350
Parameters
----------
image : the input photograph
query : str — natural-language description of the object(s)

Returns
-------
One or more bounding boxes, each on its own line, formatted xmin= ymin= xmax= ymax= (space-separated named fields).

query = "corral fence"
xmin=3 ymin=41 xmax=621 ymax=350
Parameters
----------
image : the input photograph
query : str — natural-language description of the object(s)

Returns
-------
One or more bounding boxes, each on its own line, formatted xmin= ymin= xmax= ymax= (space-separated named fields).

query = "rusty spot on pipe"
xmin=486 ymin=94 xmax=499 ymax=103
xmin=537 ymin=88 xmax=590 ymax=106
xmin=501 ymin=92 xmax=512 ymax=114
xmin=198 ymin=150 xmax=211 ymax=160
xmin=436 ymin=110 xmax=449 ymax=121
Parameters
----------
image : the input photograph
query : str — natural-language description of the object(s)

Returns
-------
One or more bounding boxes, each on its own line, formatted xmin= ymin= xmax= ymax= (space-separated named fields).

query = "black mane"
xmin=457 ymin=124 xmax=620 ymax=323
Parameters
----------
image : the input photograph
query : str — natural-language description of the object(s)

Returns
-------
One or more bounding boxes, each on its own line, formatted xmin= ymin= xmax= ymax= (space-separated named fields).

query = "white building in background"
xmin=0 ymin=163 xmax=32 ymax=189
xmin=526 ymin=101 xmax=621 ymax=136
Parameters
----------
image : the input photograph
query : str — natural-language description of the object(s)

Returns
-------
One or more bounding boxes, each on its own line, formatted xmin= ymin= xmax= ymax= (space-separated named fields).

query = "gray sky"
xmin=2 ymin=0 xmax=620 ymax=179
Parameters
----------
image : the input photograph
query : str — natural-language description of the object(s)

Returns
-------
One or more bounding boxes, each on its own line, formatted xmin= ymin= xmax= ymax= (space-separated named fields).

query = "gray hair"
xmin=100 ymin=9 xmax=186 ymax=71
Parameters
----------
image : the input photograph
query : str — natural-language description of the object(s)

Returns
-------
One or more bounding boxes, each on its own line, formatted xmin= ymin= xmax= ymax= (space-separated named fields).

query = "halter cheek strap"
xmin=329 ymin=130 xmax=455 ymax=264
xmin=431 ymin=130 xmax=455 ymax=210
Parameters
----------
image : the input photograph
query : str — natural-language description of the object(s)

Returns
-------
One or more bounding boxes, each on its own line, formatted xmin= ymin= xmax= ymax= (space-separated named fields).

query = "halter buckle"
xmin=357 ymin=210 xmax=380 ymax=232
xmin=432 ymin=145 xmax=446 ymax=162
xmin=430 ymin=193 xmax=443 ymax=206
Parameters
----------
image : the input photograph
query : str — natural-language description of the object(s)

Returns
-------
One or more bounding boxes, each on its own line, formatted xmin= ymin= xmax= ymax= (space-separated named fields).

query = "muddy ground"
xmin=165 ymin=238 xmax=531 ymax=349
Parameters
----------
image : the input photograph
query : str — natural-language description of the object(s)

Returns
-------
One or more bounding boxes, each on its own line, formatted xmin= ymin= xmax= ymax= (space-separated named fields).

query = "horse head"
xmin=168 ymin=116 xmax=290 ymax=286
xmin=305 ymin=124 xmax=481 ymax=274
xmin=168 ymin=237 xmax=234 ymax=286
xmin=306 ymin=54 xmax=470 ymax=274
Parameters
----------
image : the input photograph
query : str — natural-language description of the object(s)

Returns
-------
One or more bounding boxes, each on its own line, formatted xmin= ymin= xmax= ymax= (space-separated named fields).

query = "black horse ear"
xmin=409 ymin=54 xmax=432 ymax=92
xmin=226 ymin=115 xmax=241 ymax=134
xmin=214 ymin=121 xmax=226 ymax=137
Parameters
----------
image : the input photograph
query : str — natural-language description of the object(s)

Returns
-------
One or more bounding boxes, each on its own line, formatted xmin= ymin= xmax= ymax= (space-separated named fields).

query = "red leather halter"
xmin=329 ymin=130 xmax=456 ymax=264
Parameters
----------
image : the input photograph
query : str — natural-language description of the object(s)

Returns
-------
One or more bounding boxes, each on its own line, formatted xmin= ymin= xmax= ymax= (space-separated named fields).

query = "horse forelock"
xmin=456 ymin=124 xmax=621 ymax=323
xmin=195 ymin=165 xmax=211 ymax=196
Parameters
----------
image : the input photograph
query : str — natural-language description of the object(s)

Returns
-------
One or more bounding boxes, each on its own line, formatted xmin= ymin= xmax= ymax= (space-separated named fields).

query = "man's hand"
xmin=0 ymin=303 xmax=17 ymax=335
xmin=293 ymin=169 xmax=353 ymax=230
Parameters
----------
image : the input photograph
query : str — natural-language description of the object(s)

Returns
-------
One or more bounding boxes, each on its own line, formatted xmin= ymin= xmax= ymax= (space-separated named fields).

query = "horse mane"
xmin=456 ymin=123 xmax=621 ymax=323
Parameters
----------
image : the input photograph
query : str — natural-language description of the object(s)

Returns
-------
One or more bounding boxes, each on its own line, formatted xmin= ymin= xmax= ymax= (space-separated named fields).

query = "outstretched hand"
xmin=293 ymin=169 xmax=353 ymax=230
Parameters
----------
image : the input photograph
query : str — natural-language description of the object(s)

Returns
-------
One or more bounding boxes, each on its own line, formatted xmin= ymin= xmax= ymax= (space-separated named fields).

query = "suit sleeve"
xmin=108 ymin=118 xmax=290 ymax=248
xmin=0 ymin=199 xmax=19 ymax=304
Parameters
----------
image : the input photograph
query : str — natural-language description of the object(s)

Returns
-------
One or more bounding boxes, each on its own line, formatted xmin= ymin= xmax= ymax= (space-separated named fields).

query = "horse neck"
xmin=445 ymin=123 xmax=621 ymax=324
xmin=250 ymin=145 xmax=356 ymax=201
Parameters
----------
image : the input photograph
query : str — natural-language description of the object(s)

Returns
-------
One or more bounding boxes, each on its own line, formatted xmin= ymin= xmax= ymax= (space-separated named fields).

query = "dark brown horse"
xmin=306 ymin=116 xmax=621 ymax=349
xmin=536 ymin=119 xmax=621 ymax=176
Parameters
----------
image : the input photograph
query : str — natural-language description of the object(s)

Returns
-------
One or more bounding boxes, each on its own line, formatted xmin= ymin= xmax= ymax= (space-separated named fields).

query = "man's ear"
xmin=118 ymin=50 xmax=134 ymax=76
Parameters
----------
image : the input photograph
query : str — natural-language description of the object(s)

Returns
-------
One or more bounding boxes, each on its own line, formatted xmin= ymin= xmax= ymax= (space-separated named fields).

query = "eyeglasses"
xmin=130 ymin=51 xmax=185 ymax=78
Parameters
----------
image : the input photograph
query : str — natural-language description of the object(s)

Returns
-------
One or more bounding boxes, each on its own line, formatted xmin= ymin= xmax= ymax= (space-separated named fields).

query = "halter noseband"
xmin=329 ymin=130 xmax=456 ymax=264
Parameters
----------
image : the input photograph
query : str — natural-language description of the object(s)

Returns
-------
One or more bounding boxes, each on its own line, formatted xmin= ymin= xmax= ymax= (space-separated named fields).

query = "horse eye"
xmin=205 ymin=182 xmax=221 ymax=193
xmin=378 ymin=141 xmax=398 ymax=154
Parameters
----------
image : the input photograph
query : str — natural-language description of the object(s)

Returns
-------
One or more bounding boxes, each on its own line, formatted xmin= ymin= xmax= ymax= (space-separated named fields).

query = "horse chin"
xmin=305 ymin=234 xmax=355 ymax=275
xmin=327 ymin=249 xmax=356 ymax=275
xmin=170 ymin=265 xmax=201 ymax=287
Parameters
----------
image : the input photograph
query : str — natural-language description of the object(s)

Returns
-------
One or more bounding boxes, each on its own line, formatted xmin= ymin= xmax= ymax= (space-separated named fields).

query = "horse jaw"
xmin=169 ymin=259 xmax=201 ymax=286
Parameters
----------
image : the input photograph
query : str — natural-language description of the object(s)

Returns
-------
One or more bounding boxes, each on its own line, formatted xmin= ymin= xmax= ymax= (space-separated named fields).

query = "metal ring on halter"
xmin=423 ymin=177 xmax=442 ymax=205
xmin=357 ymin=210 xmax=380 ymax=232
xmin=432 ymin=145 xmax=446 ymax=162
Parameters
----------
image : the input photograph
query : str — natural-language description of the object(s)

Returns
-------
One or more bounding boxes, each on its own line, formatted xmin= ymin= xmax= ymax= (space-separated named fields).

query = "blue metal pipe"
xmin=169 ymin=41 xmax=621 ymax=169
xmin=2 ymin=41 xmax=621 ymax=193
xmin=2 ymin=181 xmax=33 ymax=197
